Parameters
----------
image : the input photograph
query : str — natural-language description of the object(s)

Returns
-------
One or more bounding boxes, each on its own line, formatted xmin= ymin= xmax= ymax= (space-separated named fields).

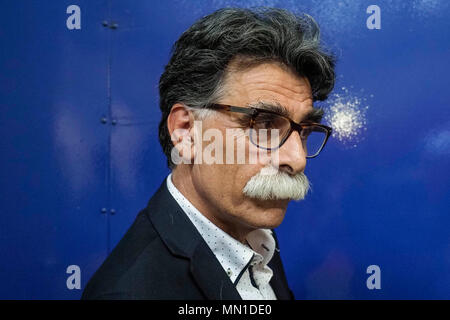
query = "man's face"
xmin=189 ymin=62 xmax=314 ymax=239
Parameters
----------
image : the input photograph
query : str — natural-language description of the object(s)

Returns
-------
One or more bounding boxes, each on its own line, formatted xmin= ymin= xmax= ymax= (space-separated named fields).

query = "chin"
xmin=247 ymin=199 xmax=289 ymax=229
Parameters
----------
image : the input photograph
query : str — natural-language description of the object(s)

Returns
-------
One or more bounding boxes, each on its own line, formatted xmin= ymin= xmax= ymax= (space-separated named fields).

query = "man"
xmin=82 ymin=7 xmax=335 ymax=300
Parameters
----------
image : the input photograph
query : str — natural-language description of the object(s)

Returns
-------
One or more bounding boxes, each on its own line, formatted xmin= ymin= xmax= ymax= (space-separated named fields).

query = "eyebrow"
xmin=248 ymin=101 xmax=291 ymax=118
xmin=303 ymin=107 xmax=324 ymax=123
xmin=249 ymin=101 xmax=324 ymax=123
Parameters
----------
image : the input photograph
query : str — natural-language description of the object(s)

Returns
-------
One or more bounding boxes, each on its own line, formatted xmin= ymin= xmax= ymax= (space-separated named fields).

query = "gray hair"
xmin=158 ymin=7 xmax=336 ymax=168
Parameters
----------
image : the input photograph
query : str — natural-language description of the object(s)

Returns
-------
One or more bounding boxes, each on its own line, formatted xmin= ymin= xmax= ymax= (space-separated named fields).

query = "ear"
xmin=167 ymin=103 xmax=195 ymax=163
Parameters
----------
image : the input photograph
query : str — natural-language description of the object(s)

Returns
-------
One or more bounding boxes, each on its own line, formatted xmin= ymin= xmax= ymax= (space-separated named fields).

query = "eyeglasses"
xmin=191 ymin=103 xmax=332 ymax=158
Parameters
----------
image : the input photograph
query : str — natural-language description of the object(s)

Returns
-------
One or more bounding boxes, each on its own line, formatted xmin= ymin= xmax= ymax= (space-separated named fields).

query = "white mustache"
xmin=243 ymin=165 xmax=310 ymax=201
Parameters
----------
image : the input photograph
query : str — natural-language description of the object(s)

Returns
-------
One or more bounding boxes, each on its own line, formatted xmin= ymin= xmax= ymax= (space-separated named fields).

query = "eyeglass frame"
xmin=190 ymin=103 xmax=332 ymax=158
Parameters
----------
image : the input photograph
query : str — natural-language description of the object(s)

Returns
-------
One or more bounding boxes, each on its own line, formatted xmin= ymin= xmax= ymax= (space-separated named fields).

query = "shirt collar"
xmin=166 ymin=173 xmax=275 ymax=283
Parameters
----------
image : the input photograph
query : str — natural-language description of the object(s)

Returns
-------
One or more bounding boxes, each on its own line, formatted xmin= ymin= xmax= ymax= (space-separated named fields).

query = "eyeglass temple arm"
xmin=197 ymin=104 xmax=333 ymax=133
xmin=207 ymin=104 xmax=257 ymax=116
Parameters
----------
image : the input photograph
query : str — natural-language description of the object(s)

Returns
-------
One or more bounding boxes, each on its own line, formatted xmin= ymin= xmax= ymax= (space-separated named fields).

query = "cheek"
xmin=195 ymin=163 xmax=239 ymax=197
xmin=198 ymin=163 xmax=259 ymax=208
xmin=195 ymin=121 xmax=270 ymax=198
xmin=228 ymin=164 xmax=264 ymax=204
xmin=223 ymin=135 xmax=271 ymax=198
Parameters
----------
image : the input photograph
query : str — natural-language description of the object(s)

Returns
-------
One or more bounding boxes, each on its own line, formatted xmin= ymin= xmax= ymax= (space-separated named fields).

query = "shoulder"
xmin=81 ymin=209 xmax=159 ymax=299
xmin=81 ymin=204 xmax=205 ymax=300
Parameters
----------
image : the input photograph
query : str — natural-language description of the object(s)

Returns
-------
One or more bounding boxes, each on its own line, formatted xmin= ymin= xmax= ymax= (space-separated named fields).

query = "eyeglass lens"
xmin=249 ymin=112 xmax=327 ymax=157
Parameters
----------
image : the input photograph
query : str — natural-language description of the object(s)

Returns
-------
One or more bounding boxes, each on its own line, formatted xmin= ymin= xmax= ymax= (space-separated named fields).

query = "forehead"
xmin=221 ymin=61 xmax=314 ymax=120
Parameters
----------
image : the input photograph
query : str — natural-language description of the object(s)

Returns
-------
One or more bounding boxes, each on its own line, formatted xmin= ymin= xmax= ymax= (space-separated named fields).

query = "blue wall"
xmin=0 ymin=0 xmax=448 ymax=299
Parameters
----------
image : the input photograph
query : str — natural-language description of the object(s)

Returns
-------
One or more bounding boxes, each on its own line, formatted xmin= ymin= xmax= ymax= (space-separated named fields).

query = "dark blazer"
xmin=82 ymin=179 xmax=294 ymax=300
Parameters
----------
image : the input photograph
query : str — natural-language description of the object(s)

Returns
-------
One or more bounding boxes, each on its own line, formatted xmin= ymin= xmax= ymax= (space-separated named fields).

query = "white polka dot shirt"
xmin=166 ymin=174 xmax=277 ymax=300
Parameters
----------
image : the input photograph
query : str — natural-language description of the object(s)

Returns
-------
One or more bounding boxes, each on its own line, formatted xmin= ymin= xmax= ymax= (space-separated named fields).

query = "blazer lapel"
xmin=146 ymin=180 xmax=241 ymax=300
xmin=268 ymin=232 xmax=294 ymax=300
xmin=190 ymin=240 xmax=242 ymax=300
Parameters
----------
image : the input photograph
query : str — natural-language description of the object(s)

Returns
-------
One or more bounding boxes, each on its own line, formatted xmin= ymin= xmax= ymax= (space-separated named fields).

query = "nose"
xmin=275 ymin=130 xmax=307 ymax=175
